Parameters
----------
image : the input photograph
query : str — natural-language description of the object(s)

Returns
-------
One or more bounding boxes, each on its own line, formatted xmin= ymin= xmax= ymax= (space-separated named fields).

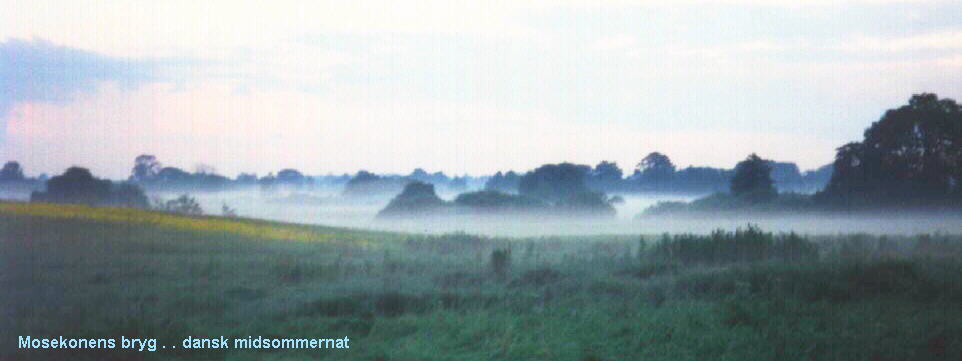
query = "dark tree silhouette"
xmin=817 ymin=93 xmax=962 ymax=207
xmin=518 ymin=163 xmax=591 ymax=202
xmin=454 ymin=190 xmax=546 ymax=211
xmin=276 ymin=169 xmax=307 ymax=187
xmin=236 ymin=173 xmax=258 ymax=185
xmin=592 ymin=161 xmax=623 ymax=182
xmin=377 ymin=181 xmax=447 ymax=217
xmin=31 ymin=167 xmax=149 ymax=208
xmin=587 ymin=161 xmax=623 ymax=191
xmin=484 ymin=171 xmax=521 ymax=193
xmin=0 ymin=161 xmax=25 ymax=181
xmin=130 ymin=154 xmax=161 ymax=182
xmin=636 ymin=152 xmax=676 ymax=189
xmin=730 ymin=153 xmax=776 ymax=202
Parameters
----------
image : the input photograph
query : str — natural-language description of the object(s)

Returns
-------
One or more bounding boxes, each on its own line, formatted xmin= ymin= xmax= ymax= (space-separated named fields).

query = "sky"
xmin=2 ymin=0 xmax=961 ymax=179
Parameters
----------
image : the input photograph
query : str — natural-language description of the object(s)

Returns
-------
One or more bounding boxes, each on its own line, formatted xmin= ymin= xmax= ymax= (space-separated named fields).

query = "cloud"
xmin=0 ymin=38 xmax=201 ymax=140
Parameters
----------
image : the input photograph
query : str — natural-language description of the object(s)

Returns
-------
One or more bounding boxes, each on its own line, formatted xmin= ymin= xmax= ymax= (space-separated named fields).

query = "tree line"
xmin=7 ymin=93 xmax=962 ymax=214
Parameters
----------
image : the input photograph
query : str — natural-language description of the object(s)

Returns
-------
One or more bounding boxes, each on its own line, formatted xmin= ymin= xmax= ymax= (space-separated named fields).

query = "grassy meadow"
xmin=2 ymin=201 xmax=961 ymax=361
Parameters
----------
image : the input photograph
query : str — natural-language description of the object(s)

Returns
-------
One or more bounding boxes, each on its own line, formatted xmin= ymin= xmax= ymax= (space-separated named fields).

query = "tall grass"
xmin=647 ymin=224 xmax=818 ymax=266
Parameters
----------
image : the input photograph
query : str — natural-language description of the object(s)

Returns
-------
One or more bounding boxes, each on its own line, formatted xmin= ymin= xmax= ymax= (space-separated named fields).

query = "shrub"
xmin=159 ymin=195 xmax=203 ymax=215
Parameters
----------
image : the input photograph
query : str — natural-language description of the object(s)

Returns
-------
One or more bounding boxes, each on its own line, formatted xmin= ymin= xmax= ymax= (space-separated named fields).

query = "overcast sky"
xmin=2 ymin=0 xmax=961 ymax=179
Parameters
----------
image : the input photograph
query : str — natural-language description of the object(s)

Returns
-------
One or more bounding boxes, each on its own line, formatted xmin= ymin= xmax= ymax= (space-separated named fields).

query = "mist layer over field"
xmin=172 ymin=189 xmax=962 ymax=237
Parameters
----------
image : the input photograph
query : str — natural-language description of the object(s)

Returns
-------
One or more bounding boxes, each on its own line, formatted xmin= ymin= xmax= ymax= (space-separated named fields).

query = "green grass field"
xmin=2 ymin=202 xmax=961 ymax=360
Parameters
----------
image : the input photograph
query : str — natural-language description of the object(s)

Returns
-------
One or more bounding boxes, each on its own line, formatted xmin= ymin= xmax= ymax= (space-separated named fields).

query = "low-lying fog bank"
xmin=171 ymin=190 xmax=962 ymax=237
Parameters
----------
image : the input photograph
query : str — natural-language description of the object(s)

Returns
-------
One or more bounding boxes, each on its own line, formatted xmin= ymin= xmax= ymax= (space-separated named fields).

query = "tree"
xmin=0 ymin=161 xmax=25 ymax=181
xmin=730 ymin=153 xmax=776 ymax=202
xmin=276 ymin=168 xmax=306 ymax=187
xmin=130 ymin=154 xmax=161 ymax=182
xmin=155 ymin=167 xmax=192 ymax=183
xmin=817 ymin=93 xmax=962 ymax=207
xmin=30 ymin=167 xmax=149 ymax=208
xmin=673 ymin=166 xmax=733 ymax=193
xmin=484 ymin=171 xmax=521 ymax=193
xmin=32 ymin=167 xmax=111 ymax=205
xmin=454 ymin=190 xmax=547 ymax=211
xmin=236 ymin=173 xmax=258 ymax=185
xmin=766 ymin=161 xmax=803 ymax=190
xmin=588 ymin=161 xmax=623 ymax=190
xmin=636 ymin=152 xmax=676 ymax=188
xmin=109 ymin=183 xmax=151 ymax=209
xmin=377 ymin=181 xmax=447 ymax=217
xmin=592 ymin=161 xmax=623 ymax=182
xmin=518 ymin=163 xmax=591 ymax=202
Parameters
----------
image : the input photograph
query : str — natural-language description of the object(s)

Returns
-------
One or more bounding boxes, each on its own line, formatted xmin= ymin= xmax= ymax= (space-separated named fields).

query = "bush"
xmin=160 ymin=195 xmax=203 ymax=215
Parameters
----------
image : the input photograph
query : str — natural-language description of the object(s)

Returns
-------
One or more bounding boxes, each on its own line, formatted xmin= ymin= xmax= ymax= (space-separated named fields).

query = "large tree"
xmin=817 ymin=93 xmax=962 ymax=207
xmin=587 ymin=161 xmax=624 ymax=190
xmin=635 ymin=152 xmax=676 ymax=189
xmin=31 ymin=167 xmax=149 ymax=208
xmin=484 ymin=171 xmax=521 ymax=193
xmin=0 ymin=161 xmax=25 ymax=181
xmin=130 ymin=154 xmax=161 ymax=182
xmin=730 ymin=153 xmax=776 ymax=202
xmin=518 ymin=163 xmax=591 ymax=202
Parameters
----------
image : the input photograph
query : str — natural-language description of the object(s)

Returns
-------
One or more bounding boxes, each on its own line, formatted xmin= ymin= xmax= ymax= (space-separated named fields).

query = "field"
xmin=2 ymin=201 xmax=961 ymax=361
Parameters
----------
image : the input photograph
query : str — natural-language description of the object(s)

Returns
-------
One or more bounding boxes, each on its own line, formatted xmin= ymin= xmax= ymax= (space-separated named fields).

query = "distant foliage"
xmin=160 ymin=194 xmax=204 ymax=215
xmin=108 ymin=183 xmax=151 ymax=209
xmin=518 ymin=163 xmax=592 ymax=202
xmin=484 ymin=171 xmax=522 ymax=193
xmin=376 ymin=182 xmax=447 ymax=217
xmin=817 ymin=93 xmax=962 ymax=208
xmin=275 ymin=169 xmax=307 ymax=188
xmin=635 ymin=152 xmax=676 ymax=189
xmin=553 ymin=191 xmax=617 ymax=217
xmin=730 ymin=153 xmax=777 ymax=203
xmin=587 ymin=161 xmax=624 ymax=190
xmin=453 ymin=191 xmax=547 ymax=212
xmin=128 ymin=155 xmax=231 ymax=191
xmin=130 ymin=154 xmax=161 ymax=182
xmin=0 ymin=161 xmax=26 ymax=182
xmin=343 ymin=170 xmax=407 ymax=197
xmin=30 ymin=167 xmax=149 ymax=209
xmin=516 ymin=162 xmax=617 ymax=216
xmin=648 ymin=225 xmax=818 ymax=266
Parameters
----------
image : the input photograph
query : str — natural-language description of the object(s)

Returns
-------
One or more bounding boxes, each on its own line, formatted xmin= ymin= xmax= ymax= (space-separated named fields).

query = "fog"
xmin=170 ymin=189 xmax=962 ymax=237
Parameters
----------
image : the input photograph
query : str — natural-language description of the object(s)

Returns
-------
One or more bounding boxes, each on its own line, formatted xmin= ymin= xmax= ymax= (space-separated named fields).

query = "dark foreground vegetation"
xmin=2 ymin=204 xmax=960 ymax=361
